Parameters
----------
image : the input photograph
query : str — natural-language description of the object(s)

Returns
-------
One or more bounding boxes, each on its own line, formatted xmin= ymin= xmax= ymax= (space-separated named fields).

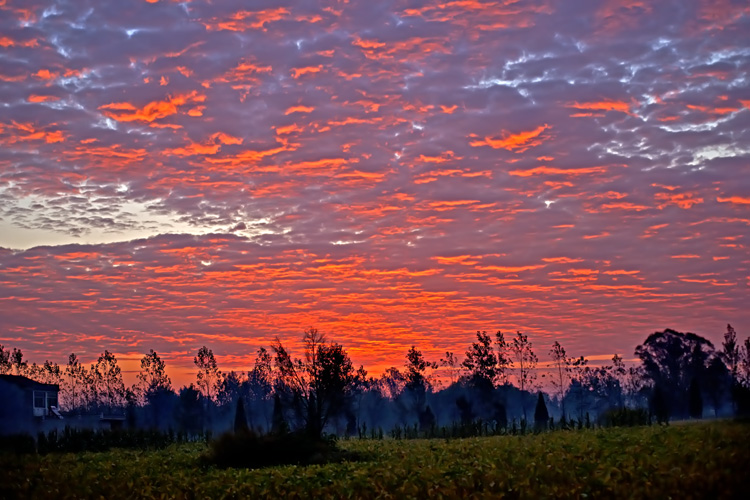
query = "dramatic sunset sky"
xmin=1 ymin=0 xmax=749 ymax=386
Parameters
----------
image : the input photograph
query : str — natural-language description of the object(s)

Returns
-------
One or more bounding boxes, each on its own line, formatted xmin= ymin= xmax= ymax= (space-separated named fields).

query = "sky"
xmin=1 ymin=0 xmax=749 ymax=388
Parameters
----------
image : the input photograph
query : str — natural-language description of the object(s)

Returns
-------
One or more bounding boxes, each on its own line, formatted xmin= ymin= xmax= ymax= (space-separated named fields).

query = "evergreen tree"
xmin=534 ymin=392 xmax=549 ymax=430
xmin=234 ymin=397 xmax=249 ymax=433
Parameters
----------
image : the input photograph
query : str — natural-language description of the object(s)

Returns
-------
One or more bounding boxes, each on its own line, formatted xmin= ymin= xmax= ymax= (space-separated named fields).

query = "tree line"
xmin=2 ymin=324 xmax=749 ymax=438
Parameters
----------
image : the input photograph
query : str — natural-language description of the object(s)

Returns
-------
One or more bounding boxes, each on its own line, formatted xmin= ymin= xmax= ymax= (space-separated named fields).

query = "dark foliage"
xmin=0 ymin=428 xmax=184 ymax=455
xmin=688 ymin=378 xmax=703 ymax=419
xmin=272 ymin=329 xmax=356 ymax=438
xmin=636 ymin=329 xmax=718 ymax=419
xmin=0 ymin=433 xmax=35 ymax=454
xmin=271 ymin=392 xmax=288 ymax=434
xmin=599 ymin=407 xmax=651 ymax=427
xmin=652 ymin=385 xmax=670 ymax=424
xmin=204 ymin=431 xmax=361 ymax=469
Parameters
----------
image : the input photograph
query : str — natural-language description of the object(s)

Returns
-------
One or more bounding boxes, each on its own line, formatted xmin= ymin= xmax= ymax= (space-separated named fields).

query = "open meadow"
xmin=1 ymin=421 xmax=748 ymax=499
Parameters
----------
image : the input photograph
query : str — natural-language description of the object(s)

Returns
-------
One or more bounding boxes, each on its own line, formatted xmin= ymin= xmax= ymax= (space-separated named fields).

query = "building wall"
xmin=0 ymin=379 xmax=33 ymax=435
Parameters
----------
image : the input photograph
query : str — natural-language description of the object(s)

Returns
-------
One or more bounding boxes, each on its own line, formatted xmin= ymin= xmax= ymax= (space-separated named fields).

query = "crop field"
xmin=1 ymin=421 xmax=748 ymax=499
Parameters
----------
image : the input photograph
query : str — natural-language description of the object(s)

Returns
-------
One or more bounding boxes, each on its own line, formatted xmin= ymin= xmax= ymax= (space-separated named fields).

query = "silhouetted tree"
xmin=404 ymin=346 xmax=436 ymax=415
xmin=688 ymin=378 xmax=702 ymax=419
xmin=652 ymin=385 xmax=669 ymax=424
xmin=550 ymin=341 xmax=571 ymax=418
xmin=495 ymin=331 xmax=510 ymax=384
xmin=635 ymin=329 xmax=720 ymax=418
xmin=379 ymin=367 xmax=406 ymax=400
xmin=722 ymin=324 xmax=740 ymax=381
xmin=177 ymin=384 xmax=204 ymax=434
xmin=741 ymin=338 xmax=750 ymax=387
xmin=463 ymin=331 xmax=498 ymax=392
xmin=26 ymin=359 xmax=63 ymax=387
xmin=0 ymin=345 xmax=8 ymax=374
xmin=271 ymin=392 xmax=288 ymax=434
xmin=218 ymin=370 xmax=246 ymax=406
xmin=272 ymin=328 xmax=355 ymax=438
xmin=510 ymin=331 xmax=538 ymax=419
xmin=194 ymin=346 xmax=221 ymax=401
xmin=705 ymin=356 xmax=731 ymax=416
xmin=493 ymin=401 xmax=508 ymax=429
xmin=419 ymin=405 xmax=436 ymax=433
xmin=92 ymin=350 xmax=126 ymax=410
xmin=234 ymin=397 xmax=249 ymax=433
xmin=534 ymin=392 xmax=549 ymax=430
xmin=0 ymin=346 xmax=27 ymax=375
xmin=136 ymin=349 xmax=172 ymax=404
xmin=440 ymin=351 xmax=461 ymax=385
xmin=455 ymin=395 xmax=474 ymax=425
xmin=565 ymin=356 xmax=590 ymax=420
xmin=62 ymin=353 xmax=93 ymax=412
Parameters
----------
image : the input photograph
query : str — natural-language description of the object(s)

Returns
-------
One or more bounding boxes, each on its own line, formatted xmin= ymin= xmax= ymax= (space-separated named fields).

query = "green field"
xmin=2 ymin=421 xmax=748 ymax=499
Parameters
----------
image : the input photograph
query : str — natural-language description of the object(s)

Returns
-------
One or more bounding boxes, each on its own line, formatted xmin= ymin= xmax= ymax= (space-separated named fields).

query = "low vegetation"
xmin=203 ymin=431 xmax=359 ymax=469
xmin=1 ymin=421 xmax=748 ymax=499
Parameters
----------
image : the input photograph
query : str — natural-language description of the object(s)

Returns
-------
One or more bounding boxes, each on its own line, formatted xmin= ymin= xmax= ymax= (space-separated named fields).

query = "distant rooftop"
xmin=0 ymin=374 xmax=59 ymax=392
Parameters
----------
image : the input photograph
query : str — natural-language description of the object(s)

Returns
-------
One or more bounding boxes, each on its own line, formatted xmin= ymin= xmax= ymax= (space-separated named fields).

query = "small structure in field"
xmin=0 ymin=374 xmax=63 ymax=435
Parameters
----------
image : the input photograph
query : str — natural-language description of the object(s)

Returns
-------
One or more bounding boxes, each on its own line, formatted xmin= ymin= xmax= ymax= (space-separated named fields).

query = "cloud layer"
xmin=1 ymin=0 xmax=749 ymax=381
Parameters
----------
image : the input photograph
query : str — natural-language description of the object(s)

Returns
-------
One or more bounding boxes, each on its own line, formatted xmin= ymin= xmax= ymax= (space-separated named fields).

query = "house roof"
xmin=0 ymin=374 xmax=59 ymax=392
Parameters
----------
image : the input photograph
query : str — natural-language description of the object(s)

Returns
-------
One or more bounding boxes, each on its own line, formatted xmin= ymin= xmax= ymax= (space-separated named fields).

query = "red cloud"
xmin=99 ymin=91 xmax=205 ymax=124
xmin=470 ymin=124 xmax=551 ymax=152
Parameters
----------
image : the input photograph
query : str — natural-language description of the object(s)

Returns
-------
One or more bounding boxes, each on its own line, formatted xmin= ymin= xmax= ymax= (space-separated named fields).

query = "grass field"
xmin=1 ymin=421 xmax=748 ymax=499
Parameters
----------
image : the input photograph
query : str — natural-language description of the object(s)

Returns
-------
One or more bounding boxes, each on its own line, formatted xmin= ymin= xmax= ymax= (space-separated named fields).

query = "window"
xmin=48 ymin=394 xmax=58 ymax=409
xmin=34 ymin=391 xmax=45 ymax=409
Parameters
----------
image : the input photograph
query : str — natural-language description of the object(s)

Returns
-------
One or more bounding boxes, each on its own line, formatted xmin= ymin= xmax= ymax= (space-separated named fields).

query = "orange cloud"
xmin=33 ymin=69 xmax=58 ymax=80
xmin=216 ymin=60 xmax=273 ymax=83
xmin=469 ymin=124 xmax=550 ymax=152
xmin=204 ymin=8 xmax=290 ymax=31
xmin=686 ymin=104 xmax=740 ymax=115
xmin=477 ymin=265 xmax=546 ymax=273
xmin=99 ymin=91 xmax=205 ymax=123
xmin=655 ymin=192 xmax=703 ymax=209
xmin=509 ymin=166 xmax=608 ymax=177
xmin=717 ymin=196 xmax=750 ymax=206
xmin=567 ymin=100 xmax=636 ymax=117
xmin=291 ymin=66 xmax=323 ymax=79
xmin=285 ymin=105 xmax=315 ymax=115
xmin=415 ymin=151 xmax=459 ymax=164
xmin=2 ymin=121 xmax=66 ymax=144
xmin=542 ymin=257 xmax=583 ymax=264
xmin=28 ymin=95 xmax=60 ymax=103
xmin=0 ymin=36 xmax=38 ymax=48
xmin=63 ymin=144 xmax=148 ymax=171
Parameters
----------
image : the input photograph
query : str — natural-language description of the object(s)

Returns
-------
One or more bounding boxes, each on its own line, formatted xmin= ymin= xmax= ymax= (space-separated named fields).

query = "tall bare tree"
xmin=272 ymin=328 xmax=355 ymax=438
xmin=92 ymin=350 xmax=126 ymax=410
xmin=550 ymin=341 xmax=570 ymax=418
xmin=510 ymin=331 xmax=538 ymax=419
xmin=194 ymin=346 xmax=221 ymax=401
xmin=136 ymin=349 xmax=172 ymax=403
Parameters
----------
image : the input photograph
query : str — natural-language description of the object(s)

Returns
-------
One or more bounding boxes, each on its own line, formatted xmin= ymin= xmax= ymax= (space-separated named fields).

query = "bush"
xmin=1 ymin=427 xmax=184 ymax=455
xmin=204 ymin=431 xmax=361 ymax=469
xmin=599 ymin=407 xmax=651 ymax=427
xmin=0 ymin=434 xmax=36 ymax=455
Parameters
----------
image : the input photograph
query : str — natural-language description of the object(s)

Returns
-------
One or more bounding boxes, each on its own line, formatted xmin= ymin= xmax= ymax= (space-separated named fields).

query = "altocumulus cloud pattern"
xmin=0 ymin=0 xmax=749 ymax=379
